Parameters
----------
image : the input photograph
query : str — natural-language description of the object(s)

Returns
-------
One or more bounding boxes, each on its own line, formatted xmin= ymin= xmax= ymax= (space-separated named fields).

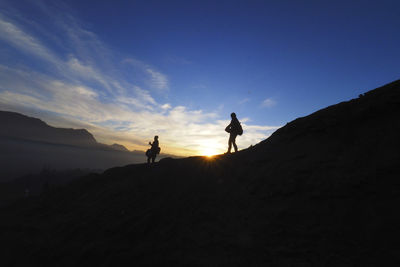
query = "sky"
xmin=0 ymin=0 xmax=399 ymax=156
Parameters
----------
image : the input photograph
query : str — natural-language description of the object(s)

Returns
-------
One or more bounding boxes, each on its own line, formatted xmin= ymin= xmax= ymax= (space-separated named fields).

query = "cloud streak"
xmin=0 ymin=15 xmax=60 ymax=65
xmin=261 ymin=98 xmax=276 ymax=108
xmin=122 ymin=58 xmax=169 ymax=93
xmin=146 ymin=68 xmax=169 ymax=91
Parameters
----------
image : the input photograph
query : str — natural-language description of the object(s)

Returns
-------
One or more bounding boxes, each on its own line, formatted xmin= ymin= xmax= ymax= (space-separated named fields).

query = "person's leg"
xmin=228 ymin=133 xmax=234 ymax=153
xmin=151 ymin=155 xmax=156 ymax=163
xmin=232 ymin=134 xmax=238 ymax=152
xmin=147 ymin=156 xmax=150 ymax=164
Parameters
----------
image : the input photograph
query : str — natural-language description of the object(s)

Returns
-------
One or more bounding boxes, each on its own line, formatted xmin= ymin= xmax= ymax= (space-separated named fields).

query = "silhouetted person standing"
xmin=225 ymin=112 xmax=243 ymax=153
xmin=146 ymin=135 xmax=160 ymax=164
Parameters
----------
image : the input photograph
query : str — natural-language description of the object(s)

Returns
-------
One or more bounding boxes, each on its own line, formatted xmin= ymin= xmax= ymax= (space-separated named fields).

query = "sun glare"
xmin=200 ymin=148 xmax=219 ymax=158
xmin=196 ymin=139 xmax=224 ymax=158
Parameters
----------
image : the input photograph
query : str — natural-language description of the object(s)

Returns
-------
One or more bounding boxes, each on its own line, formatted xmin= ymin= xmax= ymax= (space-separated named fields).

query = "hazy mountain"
xmin=0 ymin=111 xmax=169 ymax=181
xmin=110 ymin=143 xmax=129 ymax=151
xmin=0 ymin=111 xmax=97 ymax=147
xmin=0 ymin=80 xmax=399 ymax=266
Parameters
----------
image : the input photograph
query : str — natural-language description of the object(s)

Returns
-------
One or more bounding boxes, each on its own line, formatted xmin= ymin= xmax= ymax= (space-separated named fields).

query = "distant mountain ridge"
xmin=0 ymin=110 xmax=166 ymax=181
xmin=0 ymin=110 xmax=138 ymax=152
xmin=1 ymin=111 xmax=97 ymax=147
xmin=110 ymin=143 xmax=129 ymax=151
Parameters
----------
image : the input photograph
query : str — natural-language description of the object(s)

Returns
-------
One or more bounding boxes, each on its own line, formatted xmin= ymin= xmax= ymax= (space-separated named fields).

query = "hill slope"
xmin=1 ymin=80 xmax=399 ymax=266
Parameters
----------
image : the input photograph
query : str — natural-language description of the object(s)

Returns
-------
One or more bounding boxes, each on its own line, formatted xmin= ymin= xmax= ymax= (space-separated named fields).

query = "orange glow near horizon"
xmin=111 ymin=138 xmax=226 ymax=158
xmin=198 ymin=147 xmax=221 ymax=158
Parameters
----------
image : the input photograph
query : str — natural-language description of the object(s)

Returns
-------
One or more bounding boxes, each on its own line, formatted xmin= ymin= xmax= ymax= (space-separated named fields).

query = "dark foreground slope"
xmin=1 ymin=80 xmax=400 ymax=266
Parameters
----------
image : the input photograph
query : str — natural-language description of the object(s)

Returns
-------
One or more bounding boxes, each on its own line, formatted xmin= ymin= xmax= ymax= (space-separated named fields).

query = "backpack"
xmin=146 ymin=147 xmax=161 ymax=156
xmin=145 ymin=149 xmax=152 ymax=157
xmin=237 ymin=122 xmax=243 ymax=135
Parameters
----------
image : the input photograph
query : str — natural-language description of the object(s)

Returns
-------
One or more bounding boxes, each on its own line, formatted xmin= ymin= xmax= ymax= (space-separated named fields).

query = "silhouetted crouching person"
xmin=225 ymin=112 xmax=243 ymax=153
xmin=146 ymin=135 xmax=160 ymax=164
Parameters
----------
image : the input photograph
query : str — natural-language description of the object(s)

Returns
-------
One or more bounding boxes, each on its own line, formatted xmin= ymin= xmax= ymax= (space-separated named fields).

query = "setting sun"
xmin=200 ymin=148 xmax=219 ymax=157
xmin=196 ymin=139 xmax=224 ymax=157
xmin=198 ymin=143 xmax=221 ymax=157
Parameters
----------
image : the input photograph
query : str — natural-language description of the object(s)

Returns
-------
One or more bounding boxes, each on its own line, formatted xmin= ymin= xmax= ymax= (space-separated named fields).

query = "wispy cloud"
xmin=0 ymin=15 xmax=60 ymax=66
xmin=122 ymin=58 xmax=169 ymax=93
xmin=0 ymin=4 xmax=279 ymax=156
xmin=66 ymin=57 xmax=116 ymax=93
xmin=239 ymin=98 xmax=250 ymax=105
xmin=261 ymin=98 xmax=276 ymax=108
xmin=145 ymin=68 xmax=169 ymax=91
xmin=161 ymin=103 xmax=172 ymax=110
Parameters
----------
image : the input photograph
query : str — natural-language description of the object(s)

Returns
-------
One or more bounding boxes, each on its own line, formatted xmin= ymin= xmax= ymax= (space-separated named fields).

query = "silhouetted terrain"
xmin=1 ymin=80 xmax=399 ymax=266
xmin=0 ymin=111 xmax=173 ymax=181
xmin=0 ymin=168 xmax=98 ymax=207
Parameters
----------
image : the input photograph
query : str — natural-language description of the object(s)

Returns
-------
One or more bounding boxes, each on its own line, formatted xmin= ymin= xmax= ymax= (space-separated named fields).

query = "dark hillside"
xmin=1 ymin=80 xmax=399 ymax=266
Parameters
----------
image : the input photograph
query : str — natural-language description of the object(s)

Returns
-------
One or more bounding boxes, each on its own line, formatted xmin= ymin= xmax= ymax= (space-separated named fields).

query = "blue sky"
xmin=0 ymin=0 xmax=399 ymax=156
